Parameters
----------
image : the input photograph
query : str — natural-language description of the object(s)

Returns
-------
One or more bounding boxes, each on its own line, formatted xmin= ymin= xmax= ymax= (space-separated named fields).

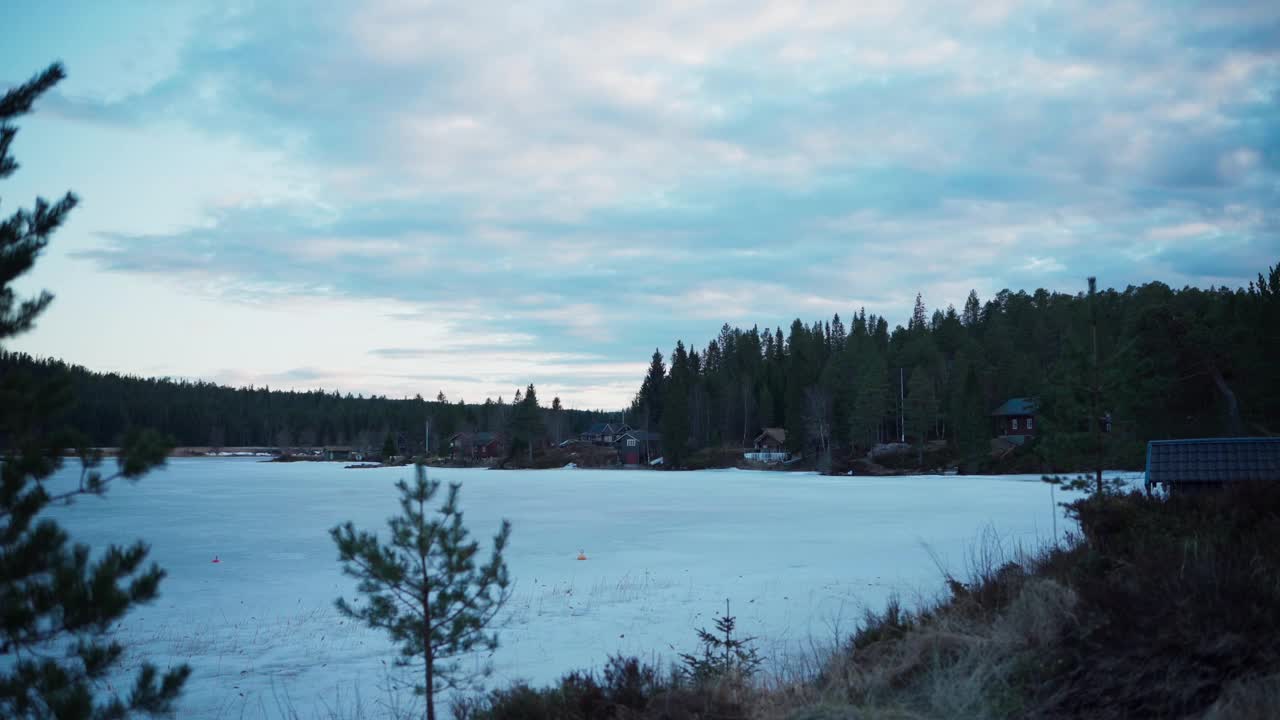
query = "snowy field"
xmin=35 ymin=459 xmax=1140 ymax=718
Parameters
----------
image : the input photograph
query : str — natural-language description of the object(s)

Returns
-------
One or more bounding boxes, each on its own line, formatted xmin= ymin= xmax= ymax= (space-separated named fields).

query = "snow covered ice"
xmin=34 ymin=459 xmax=1140 ymax=718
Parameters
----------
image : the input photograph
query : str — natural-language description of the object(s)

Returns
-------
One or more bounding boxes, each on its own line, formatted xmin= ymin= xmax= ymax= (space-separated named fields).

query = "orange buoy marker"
xmin=576 ymin=550 xmax=587 ymax=561
xmin=211 ymin=555 xmax=221 ymax=564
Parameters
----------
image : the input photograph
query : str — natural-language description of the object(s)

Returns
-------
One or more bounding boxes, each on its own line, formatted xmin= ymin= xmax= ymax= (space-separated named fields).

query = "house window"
xmin=627 ymin=439 xmax=637 ymax=447
xmin=1027 ymin=417 xmax=1034 ymax=430
xmin=1012 ymin=418 xmax=1020 ymax=430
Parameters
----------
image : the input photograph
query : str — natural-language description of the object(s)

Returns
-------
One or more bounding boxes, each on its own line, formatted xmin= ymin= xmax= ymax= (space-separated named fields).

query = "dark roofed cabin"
xmin=601 ymin=423 xmax=629 ymax=444
xmin=754 ymin=428 xmax=787 ymax=451
xmin=615 ymin=430 xmax=660 ymax=465
xmin=991 ymin=397 xmax=1037 ymax=445
xmin=448 ymin=431 xmax=506 ymax=461
xmin=580 ymin=423 xmax=609 ymax=444
xmin=1146 ymin=437 xmax=1280 ymax=495
xmin=581 ymin=422 xmax=629 ymax=445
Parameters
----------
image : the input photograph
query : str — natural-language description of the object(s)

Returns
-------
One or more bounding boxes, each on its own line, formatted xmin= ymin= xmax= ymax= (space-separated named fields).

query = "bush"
xmin=849 ymin=596 xmax=917 ymax=653
xmin=522 ymin=447 xmax=576 ymax=469
xmin=456 ymin=654 xmax=751 ymax=720
xmin=802 ymin=484 xmax=1280 ymax=719
xmin=873 ymin=443 xmax=953 ymax=472
xmin=566 ymin=445 xmax=623 ymax=468
xmin=683 ymin=447 xmax=748 ymax=470
xmin=454 ymin=655 xmax=668 ymax=720
xmin=1032 ymin=485 xmax=1280 ymax=719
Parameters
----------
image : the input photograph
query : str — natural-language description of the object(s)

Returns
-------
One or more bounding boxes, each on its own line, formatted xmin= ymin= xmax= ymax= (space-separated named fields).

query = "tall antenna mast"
xmin=1088 ymin=276 xmax=1101 ymax=494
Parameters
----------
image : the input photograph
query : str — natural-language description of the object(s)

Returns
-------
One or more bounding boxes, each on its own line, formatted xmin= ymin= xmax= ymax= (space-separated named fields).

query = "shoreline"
xmin=58 ymin=448 xmax=1142 ymax=477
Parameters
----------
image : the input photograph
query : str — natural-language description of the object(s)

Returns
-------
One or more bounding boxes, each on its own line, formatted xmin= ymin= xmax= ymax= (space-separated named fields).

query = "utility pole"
xmin=424 ymin=419 xmax=430 ymax=459
xmin=1088 ymin=276 xmax=1102 ymax=494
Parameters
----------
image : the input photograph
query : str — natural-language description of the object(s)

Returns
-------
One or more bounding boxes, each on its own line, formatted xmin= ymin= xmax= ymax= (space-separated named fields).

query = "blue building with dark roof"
xmin=1145 ymin=437 xmax=1280 ymax=494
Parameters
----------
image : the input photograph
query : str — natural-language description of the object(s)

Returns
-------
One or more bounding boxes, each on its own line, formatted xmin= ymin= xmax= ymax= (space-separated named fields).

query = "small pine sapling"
xmin=679 ymin=599 xmax=763 ymax=685
xmin=331 ymin=464 xmax=511 ymax=720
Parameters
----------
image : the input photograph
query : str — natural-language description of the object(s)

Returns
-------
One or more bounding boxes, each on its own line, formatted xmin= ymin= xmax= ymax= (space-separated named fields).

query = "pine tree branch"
xmin=335 ymin=547 xmax=420 ymax=617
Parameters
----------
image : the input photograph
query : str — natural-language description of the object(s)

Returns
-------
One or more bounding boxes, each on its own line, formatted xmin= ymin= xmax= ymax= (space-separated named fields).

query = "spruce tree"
xmin=952 ymin=363 xmax=988 ymax=472
xmin=830 ymin=313 xmax=847 ymax=351
xmin=757 ymin=383 xmax=775 ymax=429
xmin=962 ymin=290 xmax=982 ymax=327
xmin=331 ymin=465 xmax=511 ymax=720
xmin=639 ymin=349 xmax=666 ymax=433
xmin=660 ymin=342 xmax=691 ymax=468
xmin=783 ymin=319 xmax=811 ymax=455
xmin=679 ymin=600 xmax=762 ymax=685
xmin=550 ymin=396 xmax=563 ymax=445
xmin=507 ymin=383 xmax=543 ymax=463
xmin=849 ymin=353 xmax=888 ymax=451
xmin=910 ymin=293 xmax=928 ymax=331
xmin=1 ymin=63 xmax=190 ymax=718
xmin=906 ymin=366 xmax=939 ymax=465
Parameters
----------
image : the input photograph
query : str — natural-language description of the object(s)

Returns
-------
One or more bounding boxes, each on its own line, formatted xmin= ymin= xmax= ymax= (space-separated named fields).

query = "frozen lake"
xmin=36 ymin=459 xmax=1137 ymax=718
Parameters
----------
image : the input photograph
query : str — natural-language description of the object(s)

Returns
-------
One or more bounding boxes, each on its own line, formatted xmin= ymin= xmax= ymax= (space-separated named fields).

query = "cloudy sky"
xmin=4 ymin=1 xmax=1277 ymax=409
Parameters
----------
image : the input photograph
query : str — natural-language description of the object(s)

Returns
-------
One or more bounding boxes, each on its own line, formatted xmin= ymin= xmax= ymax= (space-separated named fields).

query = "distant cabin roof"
xmin=616 ymin=430 xmax=659 ymax=443
xmin=755 ymin=427 xmax=786 ymax=444
xmin=472 ymin=432 xmax=500 ymax=444
xmin=991 ymin=397 xmax=1037 ymax=416
xmin=585 ymin=423 xmax=609 ymax=434
xmin=1146 ymin=438 xmax=1280 ymax=487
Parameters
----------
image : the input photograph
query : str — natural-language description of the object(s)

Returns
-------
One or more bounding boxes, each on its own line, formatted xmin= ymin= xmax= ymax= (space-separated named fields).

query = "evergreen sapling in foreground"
xmin=679 ymin=600 xmax=763 ymax=685
xmin=331 ymin=464 xmax=511 ymax=720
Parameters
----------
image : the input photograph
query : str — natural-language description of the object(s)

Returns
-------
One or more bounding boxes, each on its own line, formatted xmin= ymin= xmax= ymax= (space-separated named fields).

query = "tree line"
xmin=629 ymin=263 xmax=1280 ymax=471
xmin=4 ymin=262 xmax=1276 ymax=470
xmin=0 ymin=353 xmax=608 ymax=454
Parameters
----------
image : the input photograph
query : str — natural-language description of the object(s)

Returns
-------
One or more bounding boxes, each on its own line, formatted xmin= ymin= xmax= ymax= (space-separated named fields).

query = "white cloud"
xmin=1021 ymin=257 xmax=1066 ymax=273
xmin=1146 ymin=223 xmax=1218 ymax=241
xmin=7 ymin=0 xmax=1277 ymax=408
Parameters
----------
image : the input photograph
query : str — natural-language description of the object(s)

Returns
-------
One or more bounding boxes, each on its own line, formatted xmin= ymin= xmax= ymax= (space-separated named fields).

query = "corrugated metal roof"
xmin=1146 ymin=437 xmax=1280 ymax=487
xmin=991 ymin=397 xmax=1037 ymax=416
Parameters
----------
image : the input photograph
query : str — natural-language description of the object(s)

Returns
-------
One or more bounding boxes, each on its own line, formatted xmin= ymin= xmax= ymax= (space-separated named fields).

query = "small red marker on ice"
xmin=576 ymin=550 xmax=587 ymax=561
xmin=211 ymin=555 xmax=221 ymax=564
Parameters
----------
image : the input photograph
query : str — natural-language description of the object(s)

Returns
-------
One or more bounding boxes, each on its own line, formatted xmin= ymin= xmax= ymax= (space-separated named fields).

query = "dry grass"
xmin=745 ymin=531 xmax=1068 ymax=720
xmin=757 ymin=484 xmax=1280 ymax=720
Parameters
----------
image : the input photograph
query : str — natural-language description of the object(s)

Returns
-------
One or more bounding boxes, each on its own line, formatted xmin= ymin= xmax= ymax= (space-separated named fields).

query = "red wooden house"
xmin=614 ymin=430 xmax=661 ymax=465
xmin=991 ymin=397 xmax=1037 ymax=444
xmin=448 ymin=431 xmax=506 ymax=460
